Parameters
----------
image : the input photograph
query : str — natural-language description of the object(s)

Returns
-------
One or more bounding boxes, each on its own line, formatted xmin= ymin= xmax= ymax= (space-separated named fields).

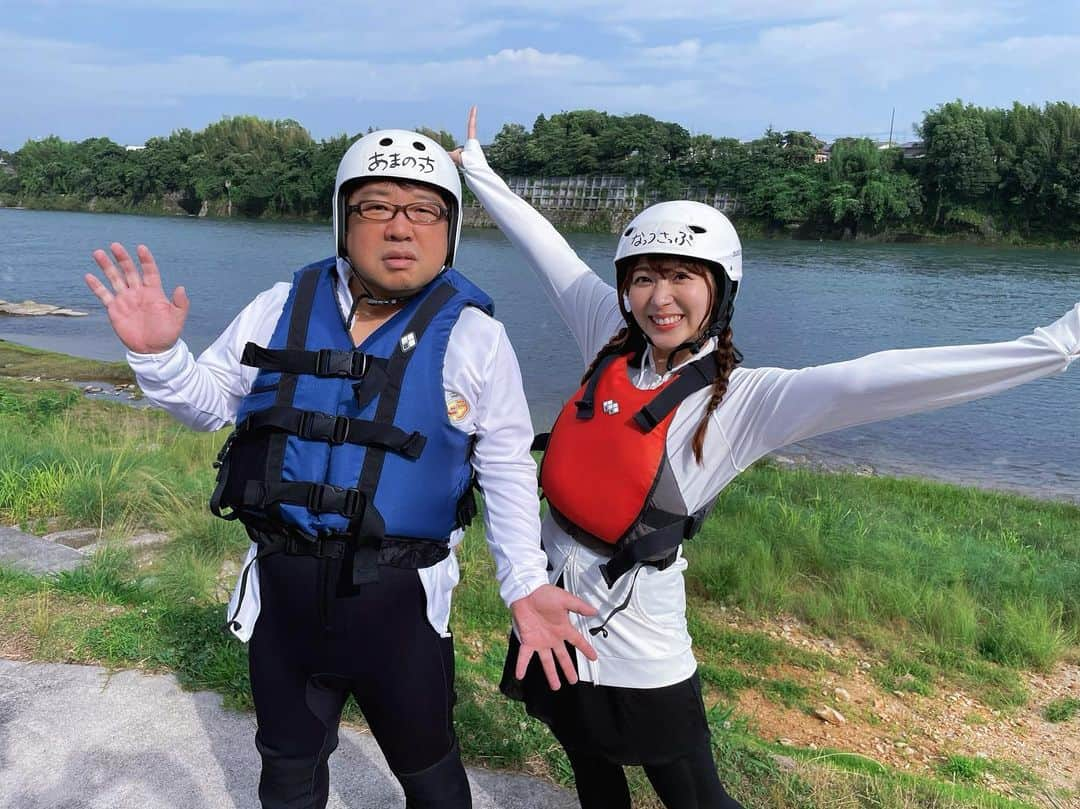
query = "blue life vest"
xmin=210 ymin=257 xmax=492 ymax=549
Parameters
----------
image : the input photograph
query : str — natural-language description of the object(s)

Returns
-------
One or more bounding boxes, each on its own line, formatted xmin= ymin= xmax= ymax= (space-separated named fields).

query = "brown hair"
xmin=583 ymin=256 xmax=738 ymax=465
xmin=689 ymin=326 xmax=738 ymax=464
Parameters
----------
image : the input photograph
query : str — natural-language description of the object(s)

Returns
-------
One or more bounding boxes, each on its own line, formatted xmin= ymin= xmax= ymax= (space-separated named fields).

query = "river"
xmin=1 ymin=207 xmax=1077 ymax=503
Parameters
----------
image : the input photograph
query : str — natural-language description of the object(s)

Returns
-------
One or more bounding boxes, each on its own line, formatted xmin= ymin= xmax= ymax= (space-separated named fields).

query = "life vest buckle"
xmin=684 ymin=508 xmax=708 ymax=539
xmin=341 ymin=487 xmax=364 ymax=517
xmin=315 ymin=348 xmax=368 ymax=378
xmin=298 ymin=411 xmax=352 ymax=444
xmin=305 ymin=483 xmax=365 ymax=517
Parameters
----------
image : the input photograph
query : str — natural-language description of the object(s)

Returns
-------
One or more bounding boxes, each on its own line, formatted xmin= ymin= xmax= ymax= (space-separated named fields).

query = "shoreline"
xmin=4 ymin=200 xmax=1078 ymax=248
xmin=3 ymin=330 xmax=1077 ymax=511
xmin=766 ymin=447 xmax=1080 ymax=508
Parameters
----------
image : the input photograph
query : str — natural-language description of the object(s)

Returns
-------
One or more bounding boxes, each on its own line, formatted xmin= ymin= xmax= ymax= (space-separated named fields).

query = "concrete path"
xmin=0 ymin=658 xmax=578 ymax=809
xmin=0 ymin=525 xmax=85 ymax=575
xmin=0 ymin=530 xmax=577 ymax=807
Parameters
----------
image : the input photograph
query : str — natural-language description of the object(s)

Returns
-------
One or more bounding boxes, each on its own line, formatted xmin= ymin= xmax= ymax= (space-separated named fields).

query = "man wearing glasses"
xmin=84 ymin=129 xmax=597 ymax=809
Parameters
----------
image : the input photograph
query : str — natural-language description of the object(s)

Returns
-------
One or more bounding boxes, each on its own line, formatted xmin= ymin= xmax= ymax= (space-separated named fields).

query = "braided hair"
xmin=690 ymin=326 xmax=739 ymax=464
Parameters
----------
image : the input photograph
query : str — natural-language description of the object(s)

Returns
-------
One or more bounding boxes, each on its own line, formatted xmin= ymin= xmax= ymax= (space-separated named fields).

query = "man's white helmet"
xmin=332 ymin=129 xmax=463 ymax=267
xmin=614 ymin=201 xmax=742 ymax=288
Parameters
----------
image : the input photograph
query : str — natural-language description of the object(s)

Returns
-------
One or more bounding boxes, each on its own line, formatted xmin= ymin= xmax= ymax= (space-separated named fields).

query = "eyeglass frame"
xmin=345 ymin=200 xmax=449 ymax=225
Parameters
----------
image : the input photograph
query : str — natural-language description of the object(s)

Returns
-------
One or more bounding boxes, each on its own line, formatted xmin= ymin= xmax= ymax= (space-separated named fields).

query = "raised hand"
xmin=85 ymin=243 xmax=190 ymax=354
xmin=447 ymin=105 xmax=478 ymax=167
xmin=509 ymin=582 xmax=598 ymax=690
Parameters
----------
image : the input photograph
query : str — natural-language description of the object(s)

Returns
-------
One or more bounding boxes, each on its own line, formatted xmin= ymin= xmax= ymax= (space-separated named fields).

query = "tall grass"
xmin=687 ymin=464 xmax=1080 ymax=673
xmin=0 ymin=372 xmax=1075 ymax=809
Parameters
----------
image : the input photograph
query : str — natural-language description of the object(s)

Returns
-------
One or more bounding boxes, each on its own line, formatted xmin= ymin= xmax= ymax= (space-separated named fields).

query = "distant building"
xmin=899 ymin=140 xmax=925 ymax=159
xmin=124 ymin=144 xmax=146 ymax=152
xmin=874 ymin=140 xmax=926 ymax=159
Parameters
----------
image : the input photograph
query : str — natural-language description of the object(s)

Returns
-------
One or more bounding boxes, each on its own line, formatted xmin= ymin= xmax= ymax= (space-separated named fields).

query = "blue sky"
xmin=4 ymin=0 xmax=1079 ymax=151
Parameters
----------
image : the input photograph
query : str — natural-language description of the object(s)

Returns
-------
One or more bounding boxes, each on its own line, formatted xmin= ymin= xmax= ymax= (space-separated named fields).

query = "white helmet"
xmin=332 ymin=129 xmax=463 ymax=268
xmin=614 ymin=201 xmax=742 ymax=288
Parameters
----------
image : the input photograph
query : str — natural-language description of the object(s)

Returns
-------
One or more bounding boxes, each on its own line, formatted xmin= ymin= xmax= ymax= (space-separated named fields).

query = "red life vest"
xmin=540 ymin=352 xmax=718 ymax=587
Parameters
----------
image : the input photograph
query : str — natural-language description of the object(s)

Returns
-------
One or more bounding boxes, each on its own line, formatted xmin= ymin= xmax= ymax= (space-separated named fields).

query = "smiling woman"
xmin=455 ymin=104 xmax=1080 ymax=809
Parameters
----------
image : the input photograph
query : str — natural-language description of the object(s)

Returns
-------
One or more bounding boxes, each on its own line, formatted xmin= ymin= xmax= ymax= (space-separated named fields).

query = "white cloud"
xmin=984 ymin=34 xmax=1080 ymax=65
xmin=611 ymin=25 xmax=645 ymax=44
xmin=0 ymin=30 xmax=606 ymax=108
xmin=1 ymin=0 xmax=1075 ymax=147
xmin=219 ymin=17 xmax=510 ymax=55
xmin=640 ymin=39 xmax=702 ymax=67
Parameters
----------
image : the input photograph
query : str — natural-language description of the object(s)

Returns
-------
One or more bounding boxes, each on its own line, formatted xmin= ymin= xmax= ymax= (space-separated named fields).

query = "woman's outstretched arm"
xmin=725 ymin=303 xmax=1080 ymax=471
xmin=453 ymin=107 xmax=624 ymax=364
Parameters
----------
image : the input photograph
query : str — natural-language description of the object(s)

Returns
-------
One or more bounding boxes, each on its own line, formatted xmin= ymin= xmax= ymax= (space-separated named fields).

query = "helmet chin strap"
xmin=346 ymin=260 xmax=407 ymax=307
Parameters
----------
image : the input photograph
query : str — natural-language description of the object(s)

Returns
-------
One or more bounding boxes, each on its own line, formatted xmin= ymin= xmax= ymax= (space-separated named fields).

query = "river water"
xmin=1 ymin=207 xmax=1077 ymax=503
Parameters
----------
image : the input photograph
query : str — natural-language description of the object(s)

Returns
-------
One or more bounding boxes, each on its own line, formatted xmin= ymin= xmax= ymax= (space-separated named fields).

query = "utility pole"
xmin=888 ymin=107 xmax=895 ymax=147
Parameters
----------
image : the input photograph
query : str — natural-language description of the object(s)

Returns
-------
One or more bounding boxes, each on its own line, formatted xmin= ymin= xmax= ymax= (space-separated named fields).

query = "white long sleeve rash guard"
xmin=127 ymin=258 xmax=549 ymax=641
xmin=461 ymin=138 xmax=1080 ymax=689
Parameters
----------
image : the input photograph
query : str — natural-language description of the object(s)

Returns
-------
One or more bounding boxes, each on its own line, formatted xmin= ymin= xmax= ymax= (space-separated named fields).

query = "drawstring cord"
xmin=588 ymin=565 xmax=645 ymax=639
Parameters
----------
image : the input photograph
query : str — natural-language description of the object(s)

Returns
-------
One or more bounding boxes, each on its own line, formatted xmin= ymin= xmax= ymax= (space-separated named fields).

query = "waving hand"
xmin=85 ymin=243 xmax=190 ymax=354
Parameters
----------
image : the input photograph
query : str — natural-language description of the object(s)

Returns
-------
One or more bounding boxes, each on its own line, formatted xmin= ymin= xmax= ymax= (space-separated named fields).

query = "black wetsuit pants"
xmin=566 ymin=741 xmax=744 ymax=809
xmin=248 ymin=552 xmax=471 ymax=809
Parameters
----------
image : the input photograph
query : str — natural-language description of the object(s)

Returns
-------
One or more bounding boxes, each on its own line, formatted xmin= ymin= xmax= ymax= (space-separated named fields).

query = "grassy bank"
xmin=0 ymin=340 xmax=134 ymax=385
xmin=0 ymin=358 xmax=1077 ymax=807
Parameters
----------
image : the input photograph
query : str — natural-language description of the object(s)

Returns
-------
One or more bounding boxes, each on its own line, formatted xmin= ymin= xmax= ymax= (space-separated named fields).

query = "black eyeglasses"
xmin=346 ymin=200 xmax=449 ymax=225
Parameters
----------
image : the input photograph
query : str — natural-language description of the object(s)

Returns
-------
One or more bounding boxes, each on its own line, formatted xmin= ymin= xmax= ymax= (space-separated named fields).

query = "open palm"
xmin=85 ymin=243 xmax=190 ymax=354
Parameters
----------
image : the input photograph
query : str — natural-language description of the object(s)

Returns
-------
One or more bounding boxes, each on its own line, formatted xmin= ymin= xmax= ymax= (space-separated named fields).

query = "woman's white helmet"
xmin=332 ymin=129 xmax=463 ymax=267
xmin=615 ymin=201 xmax=743 ymax=351
xmin=614 ymin=201 xmax=742 ymax=289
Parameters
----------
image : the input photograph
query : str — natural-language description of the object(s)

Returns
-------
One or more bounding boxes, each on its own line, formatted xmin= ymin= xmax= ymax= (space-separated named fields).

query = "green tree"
xmin=487 ymin=123 xmax=529 ymax=176
xmin=921 ymin=101 xmax=998 ymax=225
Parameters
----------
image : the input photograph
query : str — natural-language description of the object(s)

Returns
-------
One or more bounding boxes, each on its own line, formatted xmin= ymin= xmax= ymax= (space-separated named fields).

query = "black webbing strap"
xmin=352 ymin=361 xmax=390 ymax=409
xmin=456 ymin=477 xmax=480 ymax=528
xmin=632 ymin=353 xmax=719 ymax=432
xmin=237 ymin=406 xmax=426 ymax=459
xmin=598 ymin=521 xmax=688 ymax=588
xmin=266 ymin=267 xmax=322 ymax=523
xmin=598 ymin=505 xmax=710 ymax=588
xmin=352 ymin=281 xmax=458 ymax=537
xmin=240 ymin=480 xmax=367 ymax=518
xmin=241 ymin=343 xmax=381 ymax=379
xmin=574 ymin=353 xmax=619 ymax=420
xmin=530 ymin=433 xmax=550 ymax=452
xmin=209 ymin=430 xmax=238 ymax=519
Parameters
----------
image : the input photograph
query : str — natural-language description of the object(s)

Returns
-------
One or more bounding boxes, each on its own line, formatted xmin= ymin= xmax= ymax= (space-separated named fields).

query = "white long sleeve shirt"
xmin=461 ymin=139 xmax=1080 ymax=689
xmin=127 ymin=258 xmax=549 ymax=641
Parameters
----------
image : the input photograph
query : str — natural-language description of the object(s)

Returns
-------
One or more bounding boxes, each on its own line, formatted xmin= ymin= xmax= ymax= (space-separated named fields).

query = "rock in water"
xmin=0 ymin=299 xmax=88 ymax=317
